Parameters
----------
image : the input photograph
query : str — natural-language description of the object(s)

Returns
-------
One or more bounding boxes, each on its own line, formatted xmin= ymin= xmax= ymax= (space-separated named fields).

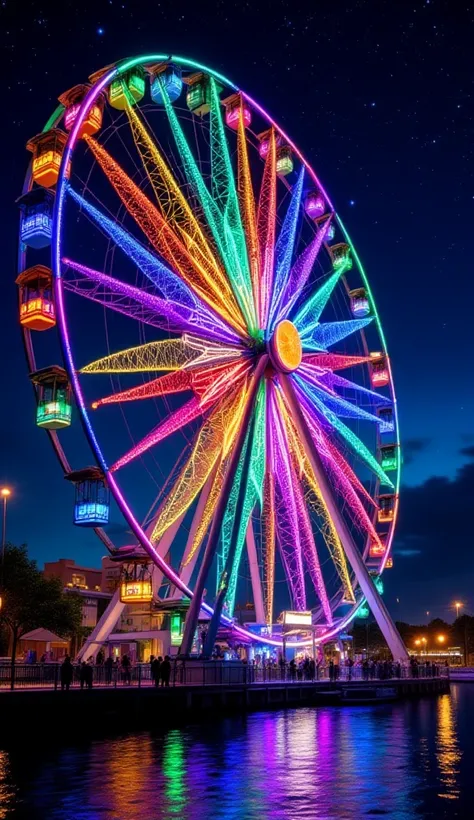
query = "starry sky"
xmin=1 ymin=0 xmax=473 ymax=625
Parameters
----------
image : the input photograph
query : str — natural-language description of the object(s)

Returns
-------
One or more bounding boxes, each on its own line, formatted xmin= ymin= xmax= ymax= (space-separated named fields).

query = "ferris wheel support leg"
xmin=246 ymin=517 xmax=266 ymax=625
xmin=279 ymin=375 xmax=409 ymax=662
xmin=76 ymin=588 xmax=124 ymax=662
xmin=180 ymin=355 xmax=268 ymax=658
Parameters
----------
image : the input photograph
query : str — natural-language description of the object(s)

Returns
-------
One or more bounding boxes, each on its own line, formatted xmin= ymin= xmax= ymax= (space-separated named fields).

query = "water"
xmin=1 ymin=683 xmax=474 ymax=819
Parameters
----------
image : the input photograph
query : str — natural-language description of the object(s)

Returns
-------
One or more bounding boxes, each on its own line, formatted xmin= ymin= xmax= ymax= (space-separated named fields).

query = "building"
xmin=101 ymin=555 xmax=122 ymax=594
xmin=43 ymin=557 xmax=112 ymax=655
xmin=44 ymin=557 xmax=102 ymax=592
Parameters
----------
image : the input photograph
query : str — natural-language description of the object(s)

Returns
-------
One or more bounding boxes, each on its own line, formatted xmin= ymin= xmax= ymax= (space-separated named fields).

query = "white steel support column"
xmin=280 ymin=375 xmax=408 ymax=662
xmin=76 ymin=509 xmax=186 ymax=661
xmin=246 ymin=517 xmax=265 ymax=624
xmin=76 ymin=588 xmax=124 ymax=661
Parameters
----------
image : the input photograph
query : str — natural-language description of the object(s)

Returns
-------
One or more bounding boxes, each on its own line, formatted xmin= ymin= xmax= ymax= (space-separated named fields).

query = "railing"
xmin=0 ymin=661 xmax=449 ymax=691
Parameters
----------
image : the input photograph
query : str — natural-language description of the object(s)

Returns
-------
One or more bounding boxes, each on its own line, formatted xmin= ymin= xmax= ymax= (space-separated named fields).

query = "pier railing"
xmin=0 ymin=661 xmax=449 ymax=691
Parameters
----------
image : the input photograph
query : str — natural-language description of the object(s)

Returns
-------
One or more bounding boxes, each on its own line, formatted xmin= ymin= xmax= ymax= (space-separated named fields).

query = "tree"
xmin=0 ymin=544 xmax=83 ymax=682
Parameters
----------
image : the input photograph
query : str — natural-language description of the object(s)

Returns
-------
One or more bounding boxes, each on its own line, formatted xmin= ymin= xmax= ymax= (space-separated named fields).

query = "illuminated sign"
xmin=283 ymin=611 xmax=312 ymax=626
xmin=120 ymin=580 xmax=153 ymax=603
xmin=170 ymin=613 xmax=182 ymax=646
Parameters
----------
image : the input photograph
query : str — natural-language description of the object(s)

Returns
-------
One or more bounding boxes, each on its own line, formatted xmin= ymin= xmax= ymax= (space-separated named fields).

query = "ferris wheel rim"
xmin=35 ymin=52 xmax=400 ymax=649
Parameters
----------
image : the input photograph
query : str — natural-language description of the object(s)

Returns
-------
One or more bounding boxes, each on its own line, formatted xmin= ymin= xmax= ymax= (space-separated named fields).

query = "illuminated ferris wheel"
xmin=17 ymin=54 xmax=406 ymax=657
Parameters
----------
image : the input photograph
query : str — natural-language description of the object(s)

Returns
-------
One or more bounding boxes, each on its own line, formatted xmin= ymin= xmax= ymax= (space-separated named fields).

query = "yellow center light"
xmin=270 ymin=320 xmax=302 ymax=372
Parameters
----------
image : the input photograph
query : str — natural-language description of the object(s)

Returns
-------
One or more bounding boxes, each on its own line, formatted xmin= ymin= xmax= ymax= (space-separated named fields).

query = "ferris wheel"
xmin=17 ymin=54 xmax=407 ymax=658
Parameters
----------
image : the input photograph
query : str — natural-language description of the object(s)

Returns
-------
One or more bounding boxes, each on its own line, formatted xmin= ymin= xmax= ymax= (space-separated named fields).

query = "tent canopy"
xmin=20 ymin=628 xmax=68 ymax=644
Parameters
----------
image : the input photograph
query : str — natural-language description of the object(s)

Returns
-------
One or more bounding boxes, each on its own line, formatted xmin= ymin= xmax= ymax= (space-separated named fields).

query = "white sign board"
xmin=283 ymin=611 xmax=312 ymax=626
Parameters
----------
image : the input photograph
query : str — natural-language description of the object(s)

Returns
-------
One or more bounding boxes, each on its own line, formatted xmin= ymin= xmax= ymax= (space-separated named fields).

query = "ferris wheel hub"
xmin=269 ymin=320 xmax=302 ymax=373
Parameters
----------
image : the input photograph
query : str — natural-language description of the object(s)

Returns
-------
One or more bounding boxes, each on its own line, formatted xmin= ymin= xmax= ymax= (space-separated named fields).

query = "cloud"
xmin=402 ymin=437 xmax=432 ymax=465
xmin=391 ymin=448 xmax=474 ymax=583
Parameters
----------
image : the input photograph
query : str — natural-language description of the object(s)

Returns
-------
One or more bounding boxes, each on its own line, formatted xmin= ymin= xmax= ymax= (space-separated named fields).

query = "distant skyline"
xmin=1 ymin=0 xmax=473 ymax=624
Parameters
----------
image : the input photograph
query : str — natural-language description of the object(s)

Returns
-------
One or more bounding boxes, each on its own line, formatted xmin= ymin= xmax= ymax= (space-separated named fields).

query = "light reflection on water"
xmin=1 ymin=684 xmax=474 ymax=819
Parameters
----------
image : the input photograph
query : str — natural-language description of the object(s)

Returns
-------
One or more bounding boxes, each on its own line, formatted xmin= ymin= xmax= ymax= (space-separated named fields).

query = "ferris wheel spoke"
xmin=257 ymin=128 xmax=277 ymax=328
xmin=87 ymin=357 xmax=248 ymax=410
xmin=269 ymin=385 xmax=306 ymax=610
xmin=123 ymin=102 xmax=240 ymax=316
xmin=110 ymin=361 xmax=252 ymax=472
xmin=182 ymin=457 xmax=227 ymax=569
xmin=274 ymin=221 xmax=329 ymax=324
xmin=91 ymin=369 xmax=195 ymax=409
xmin=302 ymin=352 xmax=372 ymax=371
xmin=66 ymin=186 xmax=198 ymax=309
xmin=81 ymin=337 xmax=205 ymax=374
xmin=302 ymin=409 xmax=377 ymax=508
xmin=110 ymin=396 xmax=207 ymax=472
xmin=298 ymin=405 xmax=383 ymax=543
xmin=298 ymin=368 xmax=384 ymax=425
xmin=277 ymin=387 xmax=355 ymax=604
xmin=236 ymin=107 xmax=260 ymax=320
xmin=219 ymin=381 xmax=265 ymax=615
xmin=274 ymin=483 xmax=306 ymax=611
xmin=83 ymin=136 xmax=246 ymax=336
xmin=61 ymin=259 xmax=241 ymax=344
xmin=268 ymin=166 xmax=305 ymax=328
xmin=293 ymin=269 xmax=345 ymax=335
xmin=292 ymin=473 xmax=333 ymax=625
xmin=295 ymin=378 xmax=393 ymax=488
xmin=262 ymin=467 xmax=276 ymax=627
xmin=301 ymin=317 xmax=374 ymax=351
xmin=157 ymin=77 xmax=256 ymax=331
xmin=151 ymin=392 xmax=246 ymax=545
xmin=317 ymin=371 xmax=392 ymax=405
xmin=209 ymin=82 xmax=254 ymax=315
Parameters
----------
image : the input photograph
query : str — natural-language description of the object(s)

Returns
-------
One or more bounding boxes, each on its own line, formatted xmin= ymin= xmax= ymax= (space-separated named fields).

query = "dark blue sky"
xmin=1 ymin=0 xmax=473 ymax=624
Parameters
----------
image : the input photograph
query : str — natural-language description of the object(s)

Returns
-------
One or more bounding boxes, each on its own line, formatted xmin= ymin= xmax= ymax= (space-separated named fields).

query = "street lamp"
xmin=1 ymin=487 xmax=11 ymax=566
xmin=454 ymin=601 xmax=463 ymax=620
xmin=437 ymin=635 xmax=446 ymax=644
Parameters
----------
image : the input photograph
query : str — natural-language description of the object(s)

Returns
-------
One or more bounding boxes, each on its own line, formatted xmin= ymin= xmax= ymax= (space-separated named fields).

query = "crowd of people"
xmin=57 ymin=651 xmax=445 ymax=690
xmin=58 ymin=652 xmax=173 ymax=690
xmin=244 ymin=654 xmax=445 ymax=682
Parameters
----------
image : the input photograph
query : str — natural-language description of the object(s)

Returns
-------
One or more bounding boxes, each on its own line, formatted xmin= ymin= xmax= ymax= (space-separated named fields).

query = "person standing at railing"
xmin=80 ymin=661 xmax=88 ymax=690
xmin=104 ymin=656 xmax=113 ymax=685
xmin=121 ymin=654 xmax=132 ymax=685
xmin=85 ymin=662 xmax=93 ymax=690
xmin=60 ymin=655 xmax=73 ymax=691
xmin=160 ymin=655 xmax=171 ymax=687
xmin=151 ymin=655 xmax=161 ymax=688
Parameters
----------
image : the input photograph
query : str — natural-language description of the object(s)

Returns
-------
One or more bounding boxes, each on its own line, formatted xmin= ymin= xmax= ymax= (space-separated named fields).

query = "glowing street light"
xmin=1 ymin=487 xmax=11 ymax=566
xmin=414 ymin=639 xmax=421 ymax=647
xmin=454 ymin=601 xmax=463 ymax=619
xmin=437 ymin=635 xmax=446 ymax=644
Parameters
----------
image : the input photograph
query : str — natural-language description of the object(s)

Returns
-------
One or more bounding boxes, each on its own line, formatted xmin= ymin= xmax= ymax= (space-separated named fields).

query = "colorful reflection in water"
xmin=1 ymin=684 xmax=473 ymax=819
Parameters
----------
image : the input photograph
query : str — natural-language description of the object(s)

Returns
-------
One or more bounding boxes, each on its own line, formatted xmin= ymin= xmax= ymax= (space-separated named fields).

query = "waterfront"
xmin=0 ymin=683 xmax=473 ymax=819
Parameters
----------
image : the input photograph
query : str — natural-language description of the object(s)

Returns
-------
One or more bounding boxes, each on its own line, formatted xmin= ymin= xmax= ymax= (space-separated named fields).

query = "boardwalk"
xmin=0 ymin=660 xmax=449 ymax=692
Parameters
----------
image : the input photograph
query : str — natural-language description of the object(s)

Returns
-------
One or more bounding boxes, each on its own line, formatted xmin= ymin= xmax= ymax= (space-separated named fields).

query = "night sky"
xmin=1 ymin=0 xmax=473 ymax=625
